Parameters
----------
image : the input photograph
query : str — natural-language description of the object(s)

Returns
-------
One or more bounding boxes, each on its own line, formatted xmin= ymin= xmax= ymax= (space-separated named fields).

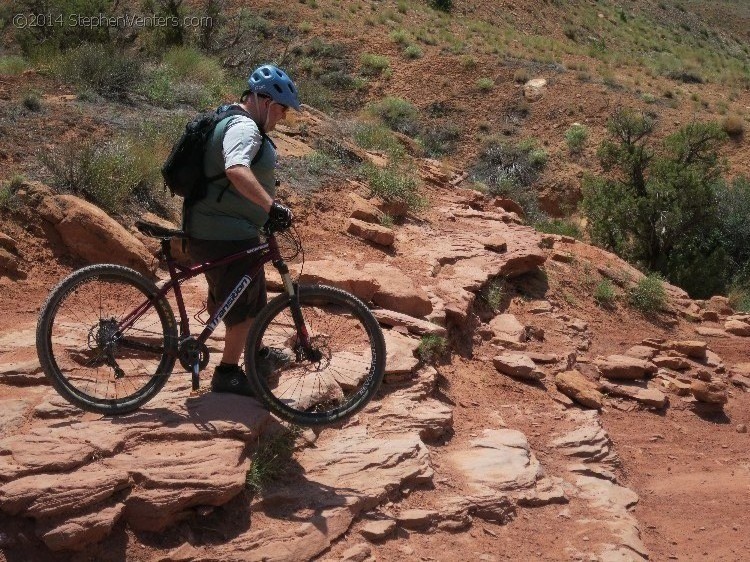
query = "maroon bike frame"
xmin=117 ymin=235 xmax=285 ymax=355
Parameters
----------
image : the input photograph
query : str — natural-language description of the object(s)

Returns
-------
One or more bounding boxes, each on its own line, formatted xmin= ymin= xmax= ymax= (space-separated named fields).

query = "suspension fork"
xmin=275 ymin=260 xmax=314 ymax=358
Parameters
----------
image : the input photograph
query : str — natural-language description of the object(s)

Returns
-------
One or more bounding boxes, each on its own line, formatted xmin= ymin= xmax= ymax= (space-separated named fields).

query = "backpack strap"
xmin=214 ymin=131 xmax=274 ymax=203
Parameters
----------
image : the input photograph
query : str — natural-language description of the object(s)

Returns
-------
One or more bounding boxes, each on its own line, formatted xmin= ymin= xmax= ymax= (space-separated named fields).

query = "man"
xmin=185 ymin=64 xmax=299 ymax=396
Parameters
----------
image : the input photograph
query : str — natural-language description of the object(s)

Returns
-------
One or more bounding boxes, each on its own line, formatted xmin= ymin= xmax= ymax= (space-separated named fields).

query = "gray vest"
xmin=185 ymin=115 xmax=277 ymax=240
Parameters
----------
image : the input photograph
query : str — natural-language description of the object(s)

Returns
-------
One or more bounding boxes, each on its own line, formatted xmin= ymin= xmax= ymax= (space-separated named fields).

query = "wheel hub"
xmin=301 ymin=335 xmax=331 ymax=369
xmin=87 ymin=318 xmax=120 ymax=351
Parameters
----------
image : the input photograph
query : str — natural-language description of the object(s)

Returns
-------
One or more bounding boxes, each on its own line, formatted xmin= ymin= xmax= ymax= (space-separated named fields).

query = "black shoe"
xmin=256 ymin=346 xmax=292 ymax=379
xmin=211 ymin=364 xmax=255 ymax=397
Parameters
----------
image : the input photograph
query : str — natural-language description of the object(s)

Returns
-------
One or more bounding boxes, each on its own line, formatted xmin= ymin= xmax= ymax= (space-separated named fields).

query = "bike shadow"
xmin=105 ymin=388 xmax=272 ymax=441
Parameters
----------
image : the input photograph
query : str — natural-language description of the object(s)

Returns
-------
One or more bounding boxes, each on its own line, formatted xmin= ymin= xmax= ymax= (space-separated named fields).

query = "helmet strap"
xmin=251 ymin=92 xmax=269 ymax=134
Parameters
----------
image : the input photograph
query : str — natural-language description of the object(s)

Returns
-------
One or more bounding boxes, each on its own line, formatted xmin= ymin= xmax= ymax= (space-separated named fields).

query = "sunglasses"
xmin=258 ymin=94 xmax=288 ymax=112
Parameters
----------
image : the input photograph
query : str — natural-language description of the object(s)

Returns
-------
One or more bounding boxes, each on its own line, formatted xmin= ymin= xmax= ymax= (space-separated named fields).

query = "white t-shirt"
xmin=222 ymin=115 xmax=263 ymax=169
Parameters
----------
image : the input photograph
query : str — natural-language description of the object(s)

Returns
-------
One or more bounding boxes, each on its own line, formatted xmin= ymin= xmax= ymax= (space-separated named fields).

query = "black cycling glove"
xmin=266 ymin=201 xmax=293 ymax=232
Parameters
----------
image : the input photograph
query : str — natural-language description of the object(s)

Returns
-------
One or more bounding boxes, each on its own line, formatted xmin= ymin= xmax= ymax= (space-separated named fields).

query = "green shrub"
xmin=0 ymin=175 xmax=25 ymax=211
xmin=593 ymin=279 xmax=617 ymax=307
xmin=417 ymin=335 xmax=448 ymax=363
xmin=54 ymin=43 xmax=142 ymax=99
xmin=245 ymin=426 xmax=301 ymax=493
xmin=124 ymin=130 xmax=175 ymax=215
xmin=368 ymin=97 xmax=420 ymax=136
xmin=297 ymin=81 xmax=333 ymax=111
xmin=15 ymin=0 xmax=112 ymax=55
xmin=525 ymin=145 xmax=548 ymax=168
xmin=0 ymin=184 xmax=14 ymax=211
xmin=723 ymin=115 xmax=744 ymax=137
xmin=404 ymin=45 xmax=423 ymax=59
xmin=140 ymin=47 xmax=226 ymax=108
xmin=22 ymin=93 xmax=41 ymax=112
xmin=476 ymin=77 xmax=494 ymax=92
xmin=430 ymin=0 xmax=452 ymax=12
xmin=666 ymin=69 xmax=704 ymax=84
xmin=359 ymin=163 xmax=424 ymax=211
xmin=581 ymin=109 xmax=731 ymax=297
xmin=535 ymin=218 xmax=582 ymax=239
xmin=304 ymin=150 xmax=340 ymax=176
xmin=8 ymin=175 xmax=25 ymax=190
xmin=482 ymin=279 xmax=505 ymax=313
xmin=379 ymin=213 xmax=395 ymax=227
xmin=628 ymin=274 xmax=667 ymax=314
xmin=564 ymin=124 xmax=589 ymax=154
xmin=76 ymin=89 xmax=99 ymax=102
xmin=163 ymin=46 xmax=223 ymax=84
xmin=279 ymin=147 xmax=343 ymax=193
xmin=41 ymin=138 xmax=149 ymax=213
xmin=460 ymin=56 xmax=477 ymax=69
xmin=0 ymin=56 xmax=27 ymax=75
xmin=396 ymin=0 xmax=409 ymax=14
xmin=470 ymin=137 xmax=547 ymax=221
xmin=352 ymin=123 xmax=406 ymax=160
xmin=319 ymin=71 xmax=365 ymax=91
xmin=728 ymin=284 xmax=750 ymax=313
xmin=389 ymin=29 xmax=410 ymax=45
xmin=601 ymin=73 xmax=620 ymax=89
xmin=142 ymin=63 xmax=225 ymax=108
xmin=140 ymin=66 xmax=177 ymax=107
xmin=360 ymin=53 xmax=390 ymax=76
xmin=419 ymin=122 xmax=460 ymax=157
xmin=513 ymin=68 xmax=531 ymax=83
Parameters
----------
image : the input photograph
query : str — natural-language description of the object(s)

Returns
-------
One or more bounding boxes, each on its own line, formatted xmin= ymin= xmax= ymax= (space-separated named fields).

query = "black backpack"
xmin=161 ymin=104 xmax=267 ymax=205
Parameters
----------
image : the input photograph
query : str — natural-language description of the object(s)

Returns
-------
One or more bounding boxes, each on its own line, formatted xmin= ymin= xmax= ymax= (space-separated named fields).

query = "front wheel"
xmin=36 ymin=264 xmax=178 ymax=415
xmin=245 ymin=284 xmax=386 ymax=426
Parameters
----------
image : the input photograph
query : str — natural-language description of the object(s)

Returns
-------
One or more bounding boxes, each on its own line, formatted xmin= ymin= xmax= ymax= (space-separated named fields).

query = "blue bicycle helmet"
xmin=247 ymin=64 xmax=301 ymax=111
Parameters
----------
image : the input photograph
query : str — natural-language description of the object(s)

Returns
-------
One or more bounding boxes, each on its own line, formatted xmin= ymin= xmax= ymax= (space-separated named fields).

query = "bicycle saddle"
xmin=135 ymin=220 xmax=187 ymax=239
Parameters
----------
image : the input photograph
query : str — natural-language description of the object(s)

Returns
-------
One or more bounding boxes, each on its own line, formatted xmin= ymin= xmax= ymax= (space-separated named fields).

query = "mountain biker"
xmin=185 ymin=64 xmax=299 ymax=396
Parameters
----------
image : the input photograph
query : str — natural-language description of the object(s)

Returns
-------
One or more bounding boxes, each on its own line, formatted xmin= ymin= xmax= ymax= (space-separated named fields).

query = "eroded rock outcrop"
xmin=168 ymin=426 xmax=434 ymax=562
xmin=25 ymin=183 xmax=155 ymax=276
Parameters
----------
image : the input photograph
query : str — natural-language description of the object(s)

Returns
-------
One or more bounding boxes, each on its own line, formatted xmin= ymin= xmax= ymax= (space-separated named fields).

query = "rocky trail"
xmin=2 ymin=111 xmax=750 ymax=561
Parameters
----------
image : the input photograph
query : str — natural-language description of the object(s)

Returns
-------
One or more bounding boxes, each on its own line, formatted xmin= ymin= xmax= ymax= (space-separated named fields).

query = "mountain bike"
xmin=35 ymin=220 xmax=386 ymax=427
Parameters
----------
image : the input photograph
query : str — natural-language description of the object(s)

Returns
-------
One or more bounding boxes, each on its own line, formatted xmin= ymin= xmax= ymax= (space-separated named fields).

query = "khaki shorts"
xmin=188 ymin=238 xmax=267 ymax=327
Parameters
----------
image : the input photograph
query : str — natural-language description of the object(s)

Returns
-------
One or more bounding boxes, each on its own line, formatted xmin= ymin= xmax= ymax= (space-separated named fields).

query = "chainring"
xmin=178 ymin=337 xmax=210 ymax=372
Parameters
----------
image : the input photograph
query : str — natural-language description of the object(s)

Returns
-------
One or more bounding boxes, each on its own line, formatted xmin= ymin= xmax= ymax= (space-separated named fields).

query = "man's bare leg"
xmin=222 ymin=317 xmax=254 ymax=365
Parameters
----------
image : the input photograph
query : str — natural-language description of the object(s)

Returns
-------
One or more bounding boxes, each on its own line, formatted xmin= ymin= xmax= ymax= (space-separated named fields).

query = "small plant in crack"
xmin=246 ymin=425 xmax=302 ymax=493
xmin=481 ymin=279 xmax=506 ymax=313
xmin=417 ymin=334 xmax=448 ymax=364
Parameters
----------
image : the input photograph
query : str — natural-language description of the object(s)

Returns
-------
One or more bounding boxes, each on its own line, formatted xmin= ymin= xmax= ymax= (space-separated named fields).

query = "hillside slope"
xmin=0 ymin=107 xmax=749 ymax=560
xmin=1 ymin=1 xmax=750 ymax=560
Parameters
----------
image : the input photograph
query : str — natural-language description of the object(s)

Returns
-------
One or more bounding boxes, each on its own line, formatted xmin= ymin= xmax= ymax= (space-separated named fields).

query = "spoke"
xmin=47 ymin=273 xmax=171 ymax=404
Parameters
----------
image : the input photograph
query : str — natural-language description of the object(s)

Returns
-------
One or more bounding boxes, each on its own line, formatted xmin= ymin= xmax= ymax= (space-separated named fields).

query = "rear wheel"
xmin=245 ymin=284 xmax=386 ymax=426
xmin=36 ymin=264 xmax=178 ymax=415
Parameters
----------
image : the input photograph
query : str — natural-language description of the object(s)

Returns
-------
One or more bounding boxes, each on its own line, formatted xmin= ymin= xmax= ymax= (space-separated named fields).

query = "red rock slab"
xmin=0 ymin=424 xmax=128 ymax=483
xmin=347 ymin=218 xmax=394 ymax=247
xmin=448 ymin=429 xmax=542 ymax=493
xmin=0 ymin=465 xmax=129 ymax=518
xmin=595 ymin=355 xmax=657 ymax=380
xmin=37 ymin=503 xmax=125 ymax=552
xmin=104 ymin=438 xmax=247 ymax=532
